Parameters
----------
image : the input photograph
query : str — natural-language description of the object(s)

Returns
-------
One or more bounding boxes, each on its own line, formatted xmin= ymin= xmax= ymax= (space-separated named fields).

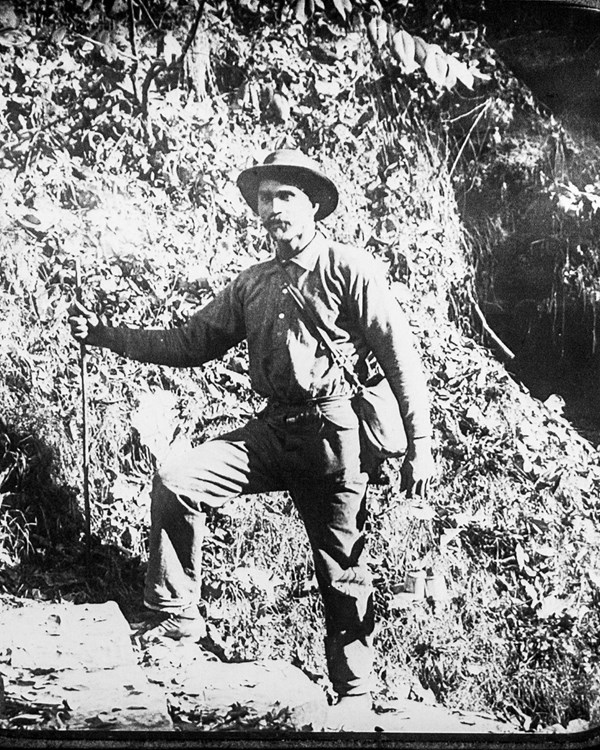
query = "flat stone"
xmin=0 ymin=599 xmax=172 ymax=730
xmin=0 ymin=600 xmax=136 ymax=671
xmin=371 ymin=698 xmax=518 ymax=733
xmin=322 ymin=696 xmax=519 ymax=733
xmin=154 ymin=654 xmax=328 ymax=731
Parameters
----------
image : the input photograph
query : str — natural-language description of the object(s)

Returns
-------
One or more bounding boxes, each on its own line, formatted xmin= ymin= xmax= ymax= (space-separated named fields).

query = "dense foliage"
xmin=2 ymin=0 xmax=600 ymax=733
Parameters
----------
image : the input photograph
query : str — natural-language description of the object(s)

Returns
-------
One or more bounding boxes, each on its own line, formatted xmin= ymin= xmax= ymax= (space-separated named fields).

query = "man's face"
xmin=257 ymin=179 xmax=319 ymax=246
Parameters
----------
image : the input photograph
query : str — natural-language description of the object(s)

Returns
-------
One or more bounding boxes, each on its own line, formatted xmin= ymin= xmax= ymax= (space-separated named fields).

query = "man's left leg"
xmin=292 ymin=474 xmax=374 ymax=697
xmin=286 ymin=400 xmax=374 ymax=704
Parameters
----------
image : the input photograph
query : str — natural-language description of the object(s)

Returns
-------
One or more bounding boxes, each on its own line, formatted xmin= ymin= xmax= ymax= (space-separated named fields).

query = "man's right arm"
xmin=68 ymin=281 xmax=246 ymax=368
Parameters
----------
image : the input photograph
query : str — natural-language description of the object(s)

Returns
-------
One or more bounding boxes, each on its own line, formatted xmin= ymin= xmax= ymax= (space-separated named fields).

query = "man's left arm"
xmin=351 ymin=260 xmax=435 ymax=497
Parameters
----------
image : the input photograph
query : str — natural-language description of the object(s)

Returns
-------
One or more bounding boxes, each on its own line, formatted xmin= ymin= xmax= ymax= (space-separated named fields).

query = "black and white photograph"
xmin=1 ymin=0 xmax=600 ymax=746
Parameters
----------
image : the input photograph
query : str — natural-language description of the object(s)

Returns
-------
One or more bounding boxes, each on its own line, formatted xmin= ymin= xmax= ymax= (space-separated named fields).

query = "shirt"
xmin=95 ymin=232 xmax=432 ymax=441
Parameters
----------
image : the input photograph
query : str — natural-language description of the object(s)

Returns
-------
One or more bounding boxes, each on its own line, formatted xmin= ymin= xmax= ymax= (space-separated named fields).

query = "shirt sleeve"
xmin=91 ymin=279 xmax=246 ymax=367
xmin=348 ymin=257 xmax=432 ymax=442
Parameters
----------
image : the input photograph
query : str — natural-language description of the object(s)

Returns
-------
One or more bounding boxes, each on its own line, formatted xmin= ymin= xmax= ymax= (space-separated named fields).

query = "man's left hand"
xmin=400 ymin=437 xmax=435 ymax=498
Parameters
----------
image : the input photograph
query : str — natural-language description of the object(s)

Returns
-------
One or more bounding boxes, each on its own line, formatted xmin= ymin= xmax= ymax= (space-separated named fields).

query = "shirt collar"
xmin=277 ymin=232 xmax=325 ymax=273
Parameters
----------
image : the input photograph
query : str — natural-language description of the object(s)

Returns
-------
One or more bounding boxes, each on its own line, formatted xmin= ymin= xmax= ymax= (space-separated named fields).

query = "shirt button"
xmin=278 ymin=313 xmax=284 ymax=319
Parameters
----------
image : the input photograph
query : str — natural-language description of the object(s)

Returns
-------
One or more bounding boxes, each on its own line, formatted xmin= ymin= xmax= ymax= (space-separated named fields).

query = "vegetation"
xmin=2 ymin=0 xmax=600 ymax=733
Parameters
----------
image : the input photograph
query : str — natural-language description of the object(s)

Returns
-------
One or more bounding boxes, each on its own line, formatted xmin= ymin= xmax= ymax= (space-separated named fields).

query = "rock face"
xmin=0 ymin=600 xmax=172 ymax=730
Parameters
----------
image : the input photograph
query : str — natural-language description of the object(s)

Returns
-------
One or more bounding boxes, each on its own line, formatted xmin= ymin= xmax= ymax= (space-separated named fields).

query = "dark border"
xmin=2 ymin=728 xmax=600 ymax=749
xmin=516 ymin=0 xmax=600 ymax=9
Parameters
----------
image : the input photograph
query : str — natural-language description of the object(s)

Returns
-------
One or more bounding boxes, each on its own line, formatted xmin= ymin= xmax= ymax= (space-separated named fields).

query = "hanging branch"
xmin=75 ymin=259 xmax=92 ymax=572
xmin=127 ymin=0 xmax=140 ymax=101
xmin=141 ymin=59 xmax=167 ymax=115
xmin=468 ymin=289 xmax=515 ymax=361
xmin=180 ymin=0 xmax=207 ymax=62
xmin=136 ymin=0 xmax=159 ymax=30
xmin=141 ymin=0 xmax=206 ymax=116
xmin=448 ymin=99 xmax=491 ymax=178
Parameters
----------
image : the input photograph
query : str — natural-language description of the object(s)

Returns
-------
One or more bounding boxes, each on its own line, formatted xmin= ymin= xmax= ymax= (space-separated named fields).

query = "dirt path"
xmin=0 ymin=597 xmax=525 ymax=734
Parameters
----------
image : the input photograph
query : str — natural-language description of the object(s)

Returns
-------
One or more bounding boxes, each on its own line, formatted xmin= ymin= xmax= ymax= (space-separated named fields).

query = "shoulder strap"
xmin=275 ymin=257 xmax=361 ymax=391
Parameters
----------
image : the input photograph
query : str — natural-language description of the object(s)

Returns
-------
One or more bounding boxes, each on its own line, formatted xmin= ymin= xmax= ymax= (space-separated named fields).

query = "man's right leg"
xmin=142 ymin=419 xmax=282 ymax=634
xmin=143 ymin=476 xmax=207 ymax=618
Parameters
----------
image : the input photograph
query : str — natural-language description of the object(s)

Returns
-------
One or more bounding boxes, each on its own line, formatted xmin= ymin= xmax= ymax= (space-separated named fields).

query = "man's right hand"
xmin=68 ymin=300 xmax=102 ymax=345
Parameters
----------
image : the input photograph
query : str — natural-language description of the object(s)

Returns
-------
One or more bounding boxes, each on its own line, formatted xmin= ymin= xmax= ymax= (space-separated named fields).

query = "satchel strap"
xmin=275 ymin=257 xmax=362 ymax=392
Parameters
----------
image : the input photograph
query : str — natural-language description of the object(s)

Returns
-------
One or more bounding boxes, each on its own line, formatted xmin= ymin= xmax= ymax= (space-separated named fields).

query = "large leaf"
xmin=390 ymin=30 xmax=418 ymax=73
xmin=422 ymin=44 xmax=449 ymax=88
xmin=366 ymin=17 xmax=387 ymax=50
xmin=332 ymin=0 xmax=352 ymax=21
xmin=413 ymin=35 xmax=428 ymax=65
xmin=0 ymin=28 xmax=28 ymax=47
xmin=537 ymin=595 xmax=570 ymax=619
xmin=294 ymin=0 xmax=315 ymax=24
xmin=447 ymin=56 xmax=474 ymax=90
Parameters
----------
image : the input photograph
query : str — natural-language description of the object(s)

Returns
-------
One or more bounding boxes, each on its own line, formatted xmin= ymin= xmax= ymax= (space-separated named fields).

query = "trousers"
xmin=143 ymin=397 xmax=374 ymax=697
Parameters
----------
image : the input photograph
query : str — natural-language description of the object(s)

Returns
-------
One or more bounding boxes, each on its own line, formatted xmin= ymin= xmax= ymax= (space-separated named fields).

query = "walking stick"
xmin=75 ymin=259 xmax=91 ymax=572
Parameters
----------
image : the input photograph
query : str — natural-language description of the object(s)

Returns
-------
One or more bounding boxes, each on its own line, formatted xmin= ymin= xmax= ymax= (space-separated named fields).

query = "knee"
xmin=150 ymin=473 xmax=205 ymax=520
xmin=149 ymin=473 xmax=174 ymax=513
xmin=156 ymin=453 xmax=181 ymax=493
xmin=153 ymin=463 xmax=187 ymax=496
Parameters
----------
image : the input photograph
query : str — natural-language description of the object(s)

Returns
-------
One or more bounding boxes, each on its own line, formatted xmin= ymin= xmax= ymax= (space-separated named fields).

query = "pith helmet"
xmin=237 ymin=149 xmax=339 ymax=221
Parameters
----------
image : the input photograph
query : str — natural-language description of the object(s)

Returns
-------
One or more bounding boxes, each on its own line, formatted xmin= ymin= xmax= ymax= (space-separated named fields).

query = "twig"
xmin=448 ymin=99 xmax=491 ymax=178
xmin=445 ymin=100 xmax=489 ymax=124
xmin=141 ymin=59 xmax=167 ymax=115
xmin=179 ymin=0 xmax=206 ymax=63
xmin=127 ymin=0 xmax=137 ymax=59
xmin=468 ymin=289 xmax=515 ymax=361
xmin=73 ymin=33 xmax=138 ymax=62
xmin=135 ymin=0 xmax=159 ymax=30
xmin=127 ymin=0 xmax=140 ymax=101
xmin=75 ymin=260 xmax=92 ymax=571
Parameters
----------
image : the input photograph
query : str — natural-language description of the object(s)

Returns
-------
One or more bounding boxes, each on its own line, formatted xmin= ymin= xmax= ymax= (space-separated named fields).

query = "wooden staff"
xmin=75 ymin=259 xmax=91 ymax=571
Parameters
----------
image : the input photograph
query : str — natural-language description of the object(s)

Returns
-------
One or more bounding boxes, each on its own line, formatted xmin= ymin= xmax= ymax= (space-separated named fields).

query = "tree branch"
xmin=141 ymin=59 xmax=167 ymax=115
xmin=468 ymin=289 xmax=515 ymax=361
xmin=135 ymin=0 xmax=159 ymax=30
xmin=178 ymin=0 xmax=207 ymax=66
xmin=140 ymin=0 xmax=207 ymax=117
xmin=127 ymin=0 xmax=139 ymax=102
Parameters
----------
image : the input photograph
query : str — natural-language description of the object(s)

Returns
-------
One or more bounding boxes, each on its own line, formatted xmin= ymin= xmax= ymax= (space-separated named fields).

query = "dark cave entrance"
xmin=461 ymin=0 xmax=600 ymax=444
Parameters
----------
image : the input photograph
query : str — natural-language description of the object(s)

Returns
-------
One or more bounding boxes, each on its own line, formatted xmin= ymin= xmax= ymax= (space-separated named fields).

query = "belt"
xmin=266 ymin=393 xmax=352 ymax=411
xmin=263 ymin=395 xmax=353 ymax=426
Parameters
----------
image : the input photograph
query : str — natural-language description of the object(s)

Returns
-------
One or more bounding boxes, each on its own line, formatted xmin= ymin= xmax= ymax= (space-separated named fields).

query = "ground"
xmin=0 ymin=595 xmax=577 ymax=735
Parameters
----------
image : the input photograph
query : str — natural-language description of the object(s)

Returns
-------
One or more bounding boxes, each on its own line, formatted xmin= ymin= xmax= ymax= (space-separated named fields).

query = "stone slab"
xmin=0 ymin=599 xmax=172 ymax=730
xmin=0 ymin=600 xmax=136 ymax=671
xmin=144 ymin=645 xmax=329 ymax=731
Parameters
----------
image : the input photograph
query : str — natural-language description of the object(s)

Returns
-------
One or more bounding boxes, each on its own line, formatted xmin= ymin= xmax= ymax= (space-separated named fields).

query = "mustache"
xmin=266 ymin=218 xmax=289 ymax=229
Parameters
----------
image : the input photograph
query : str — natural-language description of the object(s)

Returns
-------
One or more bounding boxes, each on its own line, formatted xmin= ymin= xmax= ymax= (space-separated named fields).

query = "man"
xmin=69 ymin=149 xmax=435 ymax=728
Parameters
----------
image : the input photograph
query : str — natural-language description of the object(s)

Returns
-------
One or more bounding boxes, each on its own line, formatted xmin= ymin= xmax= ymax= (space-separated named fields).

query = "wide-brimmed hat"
xmin=237 ymin=149 xmax=339 ymax=221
